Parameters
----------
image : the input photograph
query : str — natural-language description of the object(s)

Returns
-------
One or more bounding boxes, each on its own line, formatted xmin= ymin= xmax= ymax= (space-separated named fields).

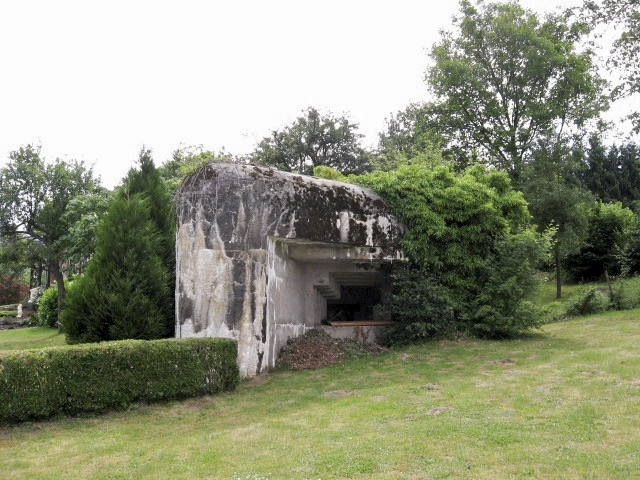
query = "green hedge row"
xmin=0 ymin=338 xmax=239 ymax=423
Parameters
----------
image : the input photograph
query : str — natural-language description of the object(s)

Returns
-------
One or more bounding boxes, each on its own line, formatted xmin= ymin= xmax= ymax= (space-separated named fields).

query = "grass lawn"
xmin=2 ymin=309 xmax=640 ymax=479
xmin=533 ymin=279 xmax=601 ymax=306
xmin=0 ymin=327 xmax=65 ymax=351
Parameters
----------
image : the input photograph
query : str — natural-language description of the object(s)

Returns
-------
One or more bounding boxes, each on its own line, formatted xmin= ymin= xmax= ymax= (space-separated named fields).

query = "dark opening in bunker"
xmin=326 ymin=285 xmax=382 ymax=322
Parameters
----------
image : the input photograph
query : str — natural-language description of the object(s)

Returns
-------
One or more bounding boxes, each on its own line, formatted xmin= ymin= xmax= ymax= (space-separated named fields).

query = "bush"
xmin=556 ymin=277 xmax=640 ymax=319
xmin=610 ymin=276 xmax=640 ymax=310
xmin=468 ymin=232 xmax=546 ymax=338
xmin=33 ymin=286 xmax=59 ymax=328
xmin=313 ymin=165 xmax=346 ymax=181
xmin=0 ymin=276 xmax=29 ymax=305
xmin=381 ymin=265 xmax=457 ymax=345
xmin=562 ymin=287 xmax=611 ymax=317
xmin=565 ymin=202 xmax=635 ymax=281
xmin=354 ymin=163 xmax=547 ymax=343
xmin=0 ymin=338 xmax=239 ymax=423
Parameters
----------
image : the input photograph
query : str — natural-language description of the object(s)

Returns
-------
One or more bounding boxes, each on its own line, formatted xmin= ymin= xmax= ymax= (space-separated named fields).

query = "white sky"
xmin=0 ymin=0 xmax=633 ymax=189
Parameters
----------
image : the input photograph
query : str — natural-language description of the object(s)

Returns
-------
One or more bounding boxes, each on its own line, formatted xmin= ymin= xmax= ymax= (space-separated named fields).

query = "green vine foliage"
xmin=353 ymin=162 xmax=548 ymax=342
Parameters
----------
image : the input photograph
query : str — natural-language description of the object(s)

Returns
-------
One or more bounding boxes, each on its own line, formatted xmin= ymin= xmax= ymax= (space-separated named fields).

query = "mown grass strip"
xmin=1 ymin=309 xmax=639 ymax=479
xmin=0 ymin=328 xmax=65 ymax=352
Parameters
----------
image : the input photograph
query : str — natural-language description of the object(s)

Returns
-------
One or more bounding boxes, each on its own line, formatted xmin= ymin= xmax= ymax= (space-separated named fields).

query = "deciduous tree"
xmin=251 ymin=107 xmax=371 ymax=175
xmin=0 ymin=145 xmax=101 ymax=317
xmin=523 ymin=139 xmax=595 ymax=298
xmin=427 ymin=0 xmax=607 ymax=183
xmin=587 ymin=0 xmax=640 ymax=130
xmin=565 ymin=201 xmax=635 ymax=281
xmin=159 ymin=145 xmax=235 ymax=193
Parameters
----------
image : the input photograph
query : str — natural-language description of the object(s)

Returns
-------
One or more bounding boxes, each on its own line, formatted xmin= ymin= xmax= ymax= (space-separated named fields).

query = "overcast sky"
xmin=0 ymin=0 xmax=632 ymax=189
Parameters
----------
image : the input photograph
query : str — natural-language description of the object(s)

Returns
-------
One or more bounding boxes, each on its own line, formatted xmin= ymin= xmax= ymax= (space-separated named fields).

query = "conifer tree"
xmin=119 ymin=148 xmax=175 ymax=334
xmin=63 ymin=195 xmax=171 ymax=343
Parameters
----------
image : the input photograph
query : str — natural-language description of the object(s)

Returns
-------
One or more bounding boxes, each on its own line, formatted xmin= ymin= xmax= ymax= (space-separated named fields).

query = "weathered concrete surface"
xmin=175 ymin=163 xmax=404 ymax=377
xmin=319 ymin=325 xmax=384 ymax=344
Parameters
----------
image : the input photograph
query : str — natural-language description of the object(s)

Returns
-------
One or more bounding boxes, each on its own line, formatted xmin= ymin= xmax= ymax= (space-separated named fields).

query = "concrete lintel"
xmin=278 ymin=239 xmax=385 ymax=263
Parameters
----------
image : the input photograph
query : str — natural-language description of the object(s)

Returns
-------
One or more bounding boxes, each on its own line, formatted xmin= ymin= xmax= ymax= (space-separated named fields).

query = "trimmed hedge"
xmin=0 ymin=338 xmax=239 ymax=423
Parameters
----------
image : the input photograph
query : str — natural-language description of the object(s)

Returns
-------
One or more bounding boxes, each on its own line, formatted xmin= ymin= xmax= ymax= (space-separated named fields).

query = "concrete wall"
xmin=175 ymin=163 xmax=404 ymax=377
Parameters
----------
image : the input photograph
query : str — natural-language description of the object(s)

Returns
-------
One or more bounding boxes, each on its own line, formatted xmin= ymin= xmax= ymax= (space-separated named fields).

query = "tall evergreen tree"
xmin=63 ymin=195 xmax=171 ymax=343
xmin=618 ymin=143 xmax=640 ymax=205
xmin=119 ymin=149 xmax=175 ymax=334
xmin=580 ymin=136 xmax=621 ymax=203
xmin=579 ymin=138 xmax=640 ymax=207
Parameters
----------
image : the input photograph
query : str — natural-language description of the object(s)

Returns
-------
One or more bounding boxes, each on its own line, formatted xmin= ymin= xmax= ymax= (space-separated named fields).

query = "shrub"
xmin=565 ymin=202 xmax=635 ymax=281
xmin=354 ymin=163 xmax=547 ymax=343
xmin=562 ymin=287 xmax=611 ymax=317
xmin=313 ymin=165 xmax=346 ymax=181
xmin=468 ymin=231 xmax=546 ymax=338
xmin=0 ymin=276 xmax=29 ymax=305
xmin=33 ymin=286 xmax=59 ymax=328
xmin=0 ymin=338 xmax=239 ymax=423
xmin=610 ymin=276 xmax=640 ymax=310
xmin=381 ymin=265 xmax=457 ymax=345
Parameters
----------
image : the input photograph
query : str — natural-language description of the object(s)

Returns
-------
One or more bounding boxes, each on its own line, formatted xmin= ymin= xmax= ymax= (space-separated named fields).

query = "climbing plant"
xmin=353 ymin=162 xmax=548 ymax=342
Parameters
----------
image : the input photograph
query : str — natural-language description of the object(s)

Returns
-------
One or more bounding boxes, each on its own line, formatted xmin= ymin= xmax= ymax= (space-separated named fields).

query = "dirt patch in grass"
xmin=411 ymin=384 xmax=440 ymax=391
xmin=426 ymin=406 xmax=454 ymax=415
xmin=494 ymin=358 xmax=516 ymax=365
xmin=180 ymin=396 xmax=216 ymax=410
xmin=245 ymin=375 xmax=271 ymax=386
xmin=371 ymin=395 xmax=388 ymax=400
xmin=323 ymin=389 xmax=353 ymax=397
xmin=275 ymin=328 xmax=386 ymax=371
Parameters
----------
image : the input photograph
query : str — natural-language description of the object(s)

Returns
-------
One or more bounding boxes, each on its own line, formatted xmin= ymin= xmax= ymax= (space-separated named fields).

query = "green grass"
xmin=533 ymin=279 xmax=602 ymax=306
xmin=0 ymin=327 xmax=65 ymax=351
xmin=2 ymin=309 xmax=640 ymax=479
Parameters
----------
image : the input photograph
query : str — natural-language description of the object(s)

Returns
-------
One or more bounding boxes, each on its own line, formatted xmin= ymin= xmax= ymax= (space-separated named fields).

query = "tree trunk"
xmin=49 ymin=259 xmax=66 ymax=331
xmin=555 ymin=246 xmax=562 ymax=300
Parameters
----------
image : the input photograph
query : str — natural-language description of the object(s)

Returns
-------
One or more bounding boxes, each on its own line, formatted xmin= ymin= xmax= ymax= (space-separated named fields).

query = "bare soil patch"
xmin=411 ymin=383 xmax=440 ymax=391
xmin=245 ymin=375 xmax=271 ymax=386
xmin=494 ymin=358 xmax=516 ymax=365
xmin=426 ymin=406 xmax=454 ymax=415
xmin=323 ymin=389 xmax=353 ymax=398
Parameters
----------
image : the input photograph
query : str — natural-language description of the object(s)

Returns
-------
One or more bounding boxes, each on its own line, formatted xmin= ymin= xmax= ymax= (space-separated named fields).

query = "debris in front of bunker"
xmin=275 ymin=328 xmax=387 ymax=370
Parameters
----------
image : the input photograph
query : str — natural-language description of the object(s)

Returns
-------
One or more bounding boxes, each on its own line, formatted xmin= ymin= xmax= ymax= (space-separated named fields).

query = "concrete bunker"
xmin=175 ymin=163 xmax=404 ymax=377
